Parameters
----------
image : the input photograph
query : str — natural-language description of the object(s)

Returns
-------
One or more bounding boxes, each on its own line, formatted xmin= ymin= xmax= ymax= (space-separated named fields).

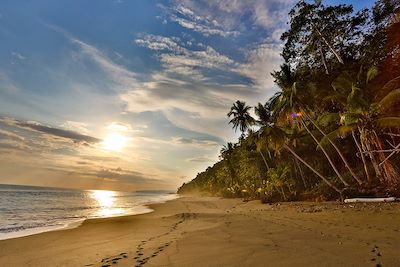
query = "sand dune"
xmin=0 ymin=196 xmax=399 ymax=266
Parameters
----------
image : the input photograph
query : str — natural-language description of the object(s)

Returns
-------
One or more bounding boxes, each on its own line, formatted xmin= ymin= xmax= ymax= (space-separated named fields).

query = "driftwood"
xmin=344 ymin=197 xmax=397 ymax=203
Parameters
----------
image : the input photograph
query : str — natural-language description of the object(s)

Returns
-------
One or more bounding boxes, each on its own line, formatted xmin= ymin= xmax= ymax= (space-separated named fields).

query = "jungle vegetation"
xmin=178 ymin=0 xmax=400 ymax=201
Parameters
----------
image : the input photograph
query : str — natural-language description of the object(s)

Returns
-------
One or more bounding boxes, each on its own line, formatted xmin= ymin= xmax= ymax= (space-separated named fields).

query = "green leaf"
xmin=376 ymin=117 xmax=400 ymax=129
xmin=331 ymin=73 xmax=353 ymax=94
xmin=381 ymin=76 xmax=400 ymax=96
xmin=317 ymin=129 xmax=340 ymax=150
xmin=378 ymin=88 xmax=400 ymax=113
xmin=366 ymin=66 xmax=378 ymax=84
xmin=337 ymin=125 xmax=357 ymax=137
xmin=317 ymin=112 xmax=340 ymax=127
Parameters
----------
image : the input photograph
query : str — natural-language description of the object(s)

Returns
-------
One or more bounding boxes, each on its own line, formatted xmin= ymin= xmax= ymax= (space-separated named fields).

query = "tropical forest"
xmin=178 ymin=0 xmax=400 ymax=201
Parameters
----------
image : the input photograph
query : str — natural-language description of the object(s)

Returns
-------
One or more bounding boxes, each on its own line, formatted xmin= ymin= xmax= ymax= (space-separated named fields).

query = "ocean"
xmin=0 ymin=184 xmax=178 ymax=240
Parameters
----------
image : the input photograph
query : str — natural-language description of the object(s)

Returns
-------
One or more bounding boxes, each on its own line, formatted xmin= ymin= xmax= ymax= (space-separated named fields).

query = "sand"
xmin=0 ymin=196 xmax=399 ymax=267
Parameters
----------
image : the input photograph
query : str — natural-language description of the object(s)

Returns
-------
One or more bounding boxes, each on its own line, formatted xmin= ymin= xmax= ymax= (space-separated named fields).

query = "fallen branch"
xmin=344 ymin=197 xmax=397 ymax=203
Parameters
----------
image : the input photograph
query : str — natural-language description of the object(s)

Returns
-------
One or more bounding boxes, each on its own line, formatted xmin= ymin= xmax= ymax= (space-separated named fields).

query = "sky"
xmin=0 ymin=0 xmax=375 ymax=191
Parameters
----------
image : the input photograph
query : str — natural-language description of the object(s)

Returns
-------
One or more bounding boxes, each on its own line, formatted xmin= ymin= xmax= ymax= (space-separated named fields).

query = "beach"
xmin=0 ymin=196 xmax=399 ymax=267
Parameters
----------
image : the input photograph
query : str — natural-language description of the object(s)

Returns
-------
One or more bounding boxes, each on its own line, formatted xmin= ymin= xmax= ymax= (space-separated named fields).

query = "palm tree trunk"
xmin=371 ymin=130 xmax=399 ymax=185
xmin=266 ymin=147 xmax=272 ymax=159
xmin=259 ymin=151 xmax=270 ymax=171
xmin=352 ymin=130 xmax=372 ymax=183
xmin=314 ymin=27 xmax=344 ymax=64
xmin=361 ymin=128 xmax=384 ymax=181
xmin=294 ymin=158 xmax=308 ymax=188
xmin=280 ymin=186 xmax=287 ymax=201
xmin=319 ymin=44 xmax=329 ymax=75
xmin=303 ymin=113 xmax=363 ymax=185
xmin=301 ymin=120 xmax=349 ymax=187
xmin=283 ymin=145 xmax=342 ymax=194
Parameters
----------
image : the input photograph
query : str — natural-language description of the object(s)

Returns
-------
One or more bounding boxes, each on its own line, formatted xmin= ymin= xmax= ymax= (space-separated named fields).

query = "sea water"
xmin=0 ymin=184 xmax=178 ymax=240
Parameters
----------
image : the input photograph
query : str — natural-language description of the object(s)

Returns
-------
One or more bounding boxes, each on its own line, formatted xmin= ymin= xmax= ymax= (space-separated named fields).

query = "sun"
xmin=102 ymin=133 xmax=126 ymax=152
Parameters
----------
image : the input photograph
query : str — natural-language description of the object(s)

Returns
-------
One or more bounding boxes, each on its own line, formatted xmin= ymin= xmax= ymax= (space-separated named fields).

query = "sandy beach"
xmin=0 ymin=196 xmax=399 ymax=267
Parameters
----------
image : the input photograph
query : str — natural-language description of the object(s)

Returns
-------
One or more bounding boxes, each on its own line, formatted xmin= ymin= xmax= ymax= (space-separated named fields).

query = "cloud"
xmin=0 ymin=139 xmax=31 ymax=151
xmin=96 ymin=167 xmax=158 ymax=183
xmin=163 ymin=0 xmax=296 ymax=38
xmin=135 ymin=34 xmax=184 ymax=52
xmin=172 ymin=137 xmax=220 ymax=147
xmin=1 ymin=117 xmax=101 ymax=144
xmin=236 ymin=43 xmax=283 ymax=89
xmin=45 ymin=24 xmax=138 ymax=92
xmin=159 ymin=3 xmax=240 ymax=37
xmin=60 ymin=121 xmax=90 ymax=135
xmin=186 ymin=156 xmax=214 ymax=163
xmin=69 ymin=37 xmax=138 ymax=90
xmin=11 ymin=52 xmax=26 ymax=60
xmin=135 ymin=34 xmax=235 ymax=79
xmin=0 ymin=129 xmax=25 ymax=141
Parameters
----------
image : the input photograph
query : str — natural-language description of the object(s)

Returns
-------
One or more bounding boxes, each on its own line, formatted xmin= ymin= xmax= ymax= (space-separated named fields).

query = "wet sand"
xmin=0 ymin=196 xmax=399 ymax=266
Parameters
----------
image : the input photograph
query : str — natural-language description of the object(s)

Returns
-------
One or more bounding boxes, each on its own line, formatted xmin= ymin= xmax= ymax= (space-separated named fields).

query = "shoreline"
xmin=0 ymin=194 xmax=179 ymax=241
xmin=1 ymin=196 xmax=399 ymax=266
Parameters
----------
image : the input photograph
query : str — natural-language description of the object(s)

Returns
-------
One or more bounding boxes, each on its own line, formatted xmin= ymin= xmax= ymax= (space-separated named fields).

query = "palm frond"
xmin=366 ymin=66 xmax=378 ymax=84
xmin=376 ymin=117 xmax=400 ymax=129
xmin=331 ymin=73 xmax=352 ymax=94
xmin=378 ymin=88 xmax=400 ymax=113
xmin=317 ymin=112 xmax=340 ymax=127
xmin=379 ymin=75 xmax=400 ymax=98
xmin=317 ymin=129 xmax=340 ymax=150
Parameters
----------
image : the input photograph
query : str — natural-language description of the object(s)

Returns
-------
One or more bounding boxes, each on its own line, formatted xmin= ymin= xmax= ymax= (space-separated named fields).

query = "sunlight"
xmin=89 ymin=190 xmax=124 ymax=217
xmin=102 ymin=133 xmax=126 ymax=152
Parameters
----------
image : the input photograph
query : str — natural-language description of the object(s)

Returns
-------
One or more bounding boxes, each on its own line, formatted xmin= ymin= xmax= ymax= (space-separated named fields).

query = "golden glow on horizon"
xmin=102 ymin=133 xmax=126 ymax=152
xmin=89 ymin=190 xmax=124 ymax=217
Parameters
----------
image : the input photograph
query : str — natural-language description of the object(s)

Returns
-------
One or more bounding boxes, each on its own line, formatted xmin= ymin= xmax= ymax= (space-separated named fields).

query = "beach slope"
xmin=0 ymin=196 xmax=399 ymax=266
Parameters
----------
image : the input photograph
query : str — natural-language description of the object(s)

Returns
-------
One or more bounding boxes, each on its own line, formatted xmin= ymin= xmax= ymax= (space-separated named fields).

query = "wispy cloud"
xmin=0 ymin=129 xmax=25 ymax=141
xmin=96 ymin=167 xmax=159 ymax=183
xmin=236 ymin=43 xmax=283 ymax=89
xmin=11 ymin=52 xmax=26 ymax=60
xmin=159 ymin=3 xmax=240 ymax=37
xmin=170 ymin=0 xmax=296 ymax=33
xmin=69 ymin=37 xmax=139 ymax=90
xmin=171 ymin=137 xmax=220 ymax=148
xmin=1 ymin=117 xmax=101 ymax=144
xmin=186 ymin=156 xmax=214 ymax=163
xmin=135 ymin=34 xmax=235 ymax=79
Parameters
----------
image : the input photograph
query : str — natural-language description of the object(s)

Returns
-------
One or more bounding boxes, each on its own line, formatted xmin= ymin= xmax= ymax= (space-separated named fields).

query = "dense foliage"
xmin=178 ymin=0 xmax=400 ymax=201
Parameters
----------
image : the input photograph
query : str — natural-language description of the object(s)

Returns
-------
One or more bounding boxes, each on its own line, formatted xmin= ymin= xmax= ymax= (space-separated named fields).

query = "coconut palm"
xmin=227 ymin=100 xmax=255 ymax=138
xmin=220 ymin=142 xmax=236 ymax=187
xmin=320 ymin=71 xmax=400 ymax=187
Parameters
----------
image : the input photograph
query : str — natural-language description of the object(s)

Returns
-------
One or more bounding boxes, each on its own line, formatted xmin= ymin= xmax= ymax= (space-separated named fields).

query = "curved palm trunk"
xmin=280 ymin=186 xmax=287 ymax=201
xmin=266 ymin=147 xmax=272 ymax=159
xmin=259 ymin=151 xmax=270 ymax=171
xmin=314 ymin=27 xmax=344 ymax=64
xmin=304 ymin=113 xmax=363 ymax=185
xmin=319 ymin=43 xmax=329 ymax=75
xmin=226 ymin=160 xmax=236 ymax=187
xmin=284 ymin=145 xmax=342 ymax=194
xmin=301 ymin=120 xmax=349 ymax=187
xmin=371 ymin=130 xmax=399 ymax=186
xmin=352 ymin=131 xmax=372 ymax=183
xmin=360 ymin=128 xmax=384 ymax=181
xmin=294 ymin=158 xmax=308 ymax=188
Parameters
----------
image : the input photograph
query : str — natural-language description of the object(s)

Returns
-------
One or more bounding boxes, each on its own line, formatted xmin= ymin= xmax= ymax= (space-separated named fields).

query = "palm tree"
xmin=220 ymin=142 xmax=236 ymax=187
xmin=303 ymin=111 xmax=363 ymax=185
xmin=254 ymin=103 xmax=272 ymax=126
xmin=261 ymin=123 xmax=342 ymax=195
xmin=227 ymin=100 xmax=255 ymax=138
xmin=247 ymin=129 xmax=270 ymax=171
xmin=322 ymin=71 xmax=400 ymax=187
xmin=272 ymin=64 xmax=353 ymax=188
xmin=268 ymin=165 xmax=291 ymax=201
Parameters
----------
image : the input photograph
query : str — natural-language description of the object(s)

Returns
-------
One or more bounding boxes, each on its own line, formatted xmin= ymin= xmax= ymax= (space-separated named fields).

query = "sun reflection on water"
xmin=89 ymin=190 xmax=124 ymax=217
